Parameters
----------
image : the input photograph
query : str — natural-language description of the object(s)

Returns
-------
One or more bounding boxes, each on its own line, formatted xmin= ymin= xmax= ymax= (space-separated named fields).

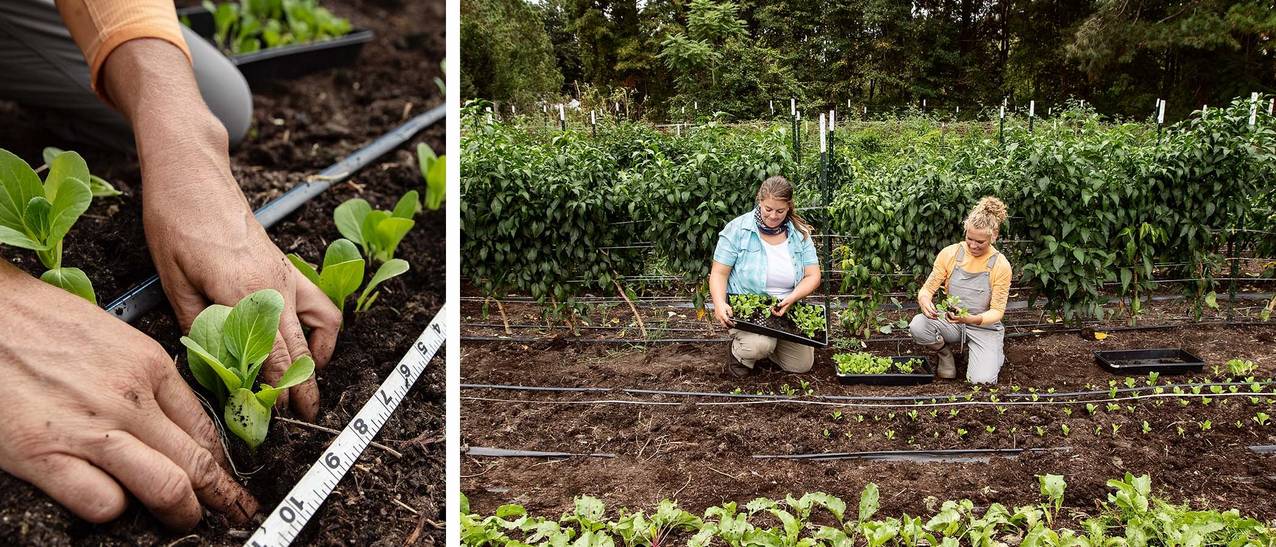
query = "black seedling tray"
xmin=179 ymin=7 xmax=373 ymax=86
xmin=727 ymin=294 xmax=827 ymax=348
xmin=836 ymin=356 xmax=935 ymax=386
xmin=1093 ymin=348 xmax=1205 ymax=375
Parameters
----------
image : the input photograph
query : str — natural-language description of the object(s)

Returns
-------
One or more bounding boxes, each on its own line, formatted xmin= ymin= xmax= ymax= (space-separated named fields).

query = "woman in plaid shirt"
xmin=709 ymin=176 xmax=821 ymax=377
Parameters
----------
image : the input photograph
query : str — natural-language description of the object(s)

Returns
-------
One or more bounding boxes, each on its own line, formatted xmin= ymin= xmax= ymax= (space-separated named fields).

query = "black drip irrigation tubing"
xmin=461 ymin=380 xmax=1275 ymax=404
xmin=752 ymin=447 xmax=1072 ymax=463
xmin=466 ymin=447 xmax=616 ymax=458
xmin=104 ymin=105 xmax=446 ymax=323
xmin=1250 ymin=445 xmax=1276 ymax=455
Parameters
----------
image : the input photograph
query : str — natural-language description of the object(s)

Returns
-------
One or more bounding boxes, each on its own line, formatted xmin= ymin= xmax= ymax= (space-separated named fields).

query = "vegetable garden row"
xmin=461 ymin=97 xmax=1275 ymax=336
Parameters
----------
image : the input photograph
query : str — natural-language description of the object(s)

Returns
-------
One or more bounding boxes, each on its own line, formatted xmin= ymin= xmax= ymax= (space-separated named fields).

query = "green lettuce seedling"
xmin=417 ymin=143 xmax=446 ymax=211
xmin=334 ymin=192 xmax=418 ymax=263
xmin=41 ymin=147 xmax=122 ymax=197
xmin=287 ymin=238 xmax=410 ymax=314
xmin=180 ymin=289 xmax=314 ymax=449
xmin=0 ymin=148 xmax=96 ymax=303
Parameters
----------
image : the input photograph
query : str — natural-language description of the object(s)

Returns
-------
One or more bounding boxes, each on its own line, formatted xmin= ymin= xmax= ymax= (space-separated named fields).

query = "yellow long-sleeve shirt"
xmin=55 ymin=0 xmax=192 ymax=102
xmin=918 ymin=242 xmax=1013 ymax=325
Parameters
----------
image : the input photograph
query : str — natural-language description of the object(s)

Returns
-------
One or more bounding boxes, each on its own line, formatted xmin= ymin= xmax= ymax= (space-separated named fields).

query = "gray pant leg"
xmin=964 ymin=327 xmax=1004 ymax=384
xmin=0 ymin=0 xmax=251 ymax=152
xmin=909 ymin=313 xmax=962 ymax=345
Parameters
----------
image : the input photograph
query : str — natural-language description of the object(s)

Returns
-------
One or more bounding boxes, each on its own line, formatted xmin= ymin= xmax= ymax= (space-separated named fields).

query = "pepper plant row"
xmin=461 ymin=96 xmax=1275 ymax=328
xmin=461 ymin=473 xmax=1275 ymax=546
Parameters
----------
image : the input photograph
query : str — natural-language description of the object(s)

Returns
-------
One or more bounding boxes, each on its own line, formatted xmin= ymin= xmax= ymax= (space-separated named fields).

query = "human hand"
xmin=946 ymin=311 xmax=978 ymax=325
xmin=919 ymin=294 xmax=938 ymax=319
xmin=714 ymin=302 xmax=735 ymax=328
xmin=102 ymin=39 xmax=342 ymax=422
xmin=772 ymin=298 xmax=794 ymax=317
xmin=0 ymin=263 xmax=258 ymax=529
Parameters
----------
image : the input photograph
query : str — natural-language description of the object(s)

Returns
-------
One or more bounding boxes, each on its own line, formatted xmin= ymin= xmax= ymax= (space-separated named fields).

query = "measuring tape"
xmin=246 ymin=305 xmax=447 ymax=546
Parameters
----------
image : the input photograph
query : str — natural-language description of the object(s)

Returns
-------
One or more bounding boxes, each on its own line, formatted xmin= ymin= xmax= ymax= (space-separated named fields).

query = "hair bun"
xmin=975 ymin=196 xmax=1008 ymax=225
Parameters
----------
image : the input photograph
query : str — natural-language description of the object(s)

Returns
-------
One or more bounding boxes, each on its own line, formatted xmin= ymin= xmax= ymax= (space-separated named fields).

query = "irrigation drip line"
xmin=466 ymin=447 xmax=616 ymax=458
xmin=1250 ymin=445 xmax=1276 ymax=455
xmin=461 ymin=380 xmax=1273 ymax=403
xmin=751 ymin=447 xmax=1072 ymax=463
xmin=461 ymin=335 xmax=731 ymax=344
xmin=460 ymin=383 xmax=612 ymax=393
xmin=104 ymin=105 xmax=446 ymax=323
xmin=461 ymin=396 xmax=682 ymax=406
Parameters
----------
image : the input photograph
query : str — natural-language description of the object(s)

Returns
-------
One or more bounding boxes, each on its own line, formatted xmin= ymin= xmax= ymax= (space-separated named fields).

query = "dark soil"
xmin=0 ymin=0 xmax=444 ymax=544
xmin=460 ymin=319 xmax=1276 ymax=525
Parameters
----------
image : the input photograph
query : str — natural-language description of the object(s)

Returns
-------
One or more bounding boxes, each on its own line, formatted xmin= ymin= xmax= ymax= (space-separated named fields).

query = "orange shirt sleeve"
xmin=55 ymin=0 xmax=193 ymax=101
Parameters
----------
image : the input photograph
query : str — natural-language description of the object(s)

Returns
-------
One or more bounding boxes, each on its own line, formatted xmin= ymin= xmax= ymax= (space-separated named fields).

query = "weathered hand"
xmin=141 ymin=146 xmax=341 ymax=421
xmin=0 ymin=262 xmax=258 ymax=529
xmin=714 ymin=302 xmax=735 ymax=328
xmin=919 ymin=294 xmax=938 ymax=319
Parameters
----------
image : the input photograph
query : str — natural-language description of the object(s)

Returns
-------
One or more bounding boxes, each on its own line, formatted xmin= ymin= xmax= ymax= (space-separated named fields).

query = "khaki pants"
xmin=729 ymin=329 xmax=814 ymax=373
xmin=0 ymin=0 xmax=252 ymax=151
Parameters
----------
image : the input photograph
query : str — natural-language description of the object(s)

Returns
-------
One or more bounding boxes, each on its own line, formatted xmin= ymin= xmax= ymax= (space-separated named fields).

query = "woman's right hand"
xmin=919 ymin=294 xmax=938 ymax=320
xmin=714 ymin=302 xmax=735 ymax=328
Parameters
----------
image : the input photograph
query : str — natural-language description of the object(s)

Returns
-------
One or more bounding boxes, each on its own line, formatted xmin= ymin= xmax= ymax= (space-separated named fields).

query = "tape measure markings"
xmin=246 ymin=305 xmax=447 ymax=546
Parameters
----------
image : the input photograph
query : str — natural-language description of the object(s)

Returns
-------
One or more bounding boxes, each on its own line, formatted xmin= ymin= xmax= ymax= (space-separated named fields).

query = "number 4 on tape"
xmin=246 ymin=305 xmax=447 ymax=546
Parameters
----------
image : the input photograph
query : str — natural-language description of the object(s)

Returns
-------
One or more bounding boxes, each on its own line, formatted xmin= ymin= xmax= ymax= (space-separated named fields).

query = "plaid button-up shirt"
xmin=712 ymin=212 xmax=819 ymax=295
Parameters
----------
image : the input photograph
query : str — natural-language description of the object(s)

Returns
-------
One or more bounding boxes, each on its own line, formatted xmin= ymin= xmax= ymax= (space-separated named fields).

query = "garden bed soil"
xmin=0 ymin=0 xmax=444 ymax=544
xmin=461 ymin=322 xmax=1276 ymax=524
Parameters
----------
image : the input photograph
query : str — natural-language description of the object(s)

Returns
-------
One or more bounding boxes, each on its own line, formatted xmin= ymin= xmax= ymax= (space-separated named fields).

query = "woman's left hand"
xmin=946 ymin=312 xmax=979 ymax=325
xmin=772 ymin=298 xmax=794 ymax=316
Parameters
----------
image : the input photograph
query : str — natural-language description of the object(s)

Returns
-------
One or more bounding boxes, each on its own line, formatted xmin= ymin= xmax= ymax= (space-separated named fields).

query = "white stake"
xmin=956 ymin=106 xmax=960 ymax=115
xmin=847 ymin=98 xmax=851 ymax=108
xmin=829 ymin=110 xmax=836 ymax=132
xmin=1000 ymin=105 xmax=1005 ymax=119
xmin=1157 ymin=99 xmax=1165 ymax=124
xmin=770 ymin=100 xmax=774 ymax=115
xmin=791 ymin=98 xmax=796 ymax=117
xmin=591 ymin=110 xmax=595 ymax=125
xmin=559 ymin=104 xmax=565 ymax=121
xmin=1202 ymin=105 xmax=1208 ymax=120
xmin=922 ymin=98 xmax=927 ymax=109
xmin=1270 ymin=98 xmax=1274 ymax=116
xmin=819 ymin=113 xmax=826 ymax=153
xmin=1029 ymin=100 xmax=1035 ymax=117
xmin=1250 ymin=92 xmax=1258 ymax=125
xmin=863 ymin=105 xmax=867 ymax=116
xmin=694 ymin=101 xmax=698 ymax=111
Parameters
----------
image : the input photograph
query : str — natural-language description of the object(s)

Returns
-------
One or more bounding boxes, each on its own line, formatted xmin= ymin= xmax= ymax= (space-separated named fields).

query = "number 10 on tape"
xmin=246 ymin=305 xmax=448 ymax=546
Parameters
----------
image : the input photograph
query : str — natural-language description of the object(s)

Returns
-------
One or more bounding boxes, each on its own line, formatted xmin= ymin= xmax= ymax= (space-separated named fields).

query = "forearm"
xmin=101 ymin=39 xmax=233 ymax=194
xmin=709 ymin=267 xmax=729 ymax=307
xmin=788 ymin=269 xmax=821 ymax=301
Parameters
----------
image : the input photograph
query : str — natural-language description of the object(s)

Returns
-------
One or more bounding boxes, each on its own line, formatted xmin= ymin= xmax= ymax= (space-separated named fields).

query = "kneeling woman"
xmin=910 ymin=197 xmax=1012 ymax=383
xmin=709 ymin=176 xmax=820 ymax=377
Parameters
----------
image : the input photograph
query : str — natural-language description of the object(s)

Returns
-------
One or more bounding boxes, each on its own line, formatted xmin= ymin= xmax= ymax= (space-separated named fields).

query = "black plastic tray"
xmin=835 ymin=356 xmax=935 ymax=385
xmin=727 ymin=294 xmax=827 ymax=348
xmin=1093 ymin=348 xmax=1205 ymax=375
xmin=179 ymin=7 xmax=373 ymax=86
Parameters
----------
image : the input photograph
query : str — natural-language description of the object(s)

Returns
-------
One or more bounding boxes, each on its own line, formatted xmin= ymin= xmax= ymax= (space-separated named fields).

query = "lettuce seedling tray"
xmin=835 ymin=356 xmax=935 ymax=385
xmin=727 ymin=294 xmax=827 ymax=348
xmin=180 ymin=7 xmax=373 ymax=85
xmin=1094 ymin=348 xmax=1204 ymax=375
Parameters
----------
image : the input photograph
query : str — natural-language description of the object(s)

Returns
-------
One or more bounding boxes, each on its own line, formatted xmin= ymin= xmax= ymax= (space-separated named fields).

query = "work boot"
xmin=923 ymin=341 xmax=956 ymax=379
xmin=725 ymin=345 xmax=753 ymax=378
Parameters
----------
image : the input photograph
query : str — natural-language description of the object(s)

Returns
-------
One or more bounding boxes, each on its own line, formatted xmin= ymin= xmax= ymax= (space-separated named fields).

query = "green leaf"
xmin=0 ymin=148 xmax=45 ymax=232
xmin=425 ymin=154 xmax=446 ymax=210
xmin=255 ymin=355 xmax=315 ymax=408
xmin=334 ymin=198 xmax=371 ymax=245
xmin=40 ymin=267 xmax=96 ymax=304
xmin=222 ymin=289 xmax=284 ymax=372
xmin=392 ymin=190 xmax=420 ymax=219
xmin=45 ymin=176 xmax=92 ymax=251
xmin=370 ymin=216 xmax=414 ymax=262
xmin=185 ymin=304 xmax=234 ymax=399
xmin=287 ymin=253 xmax=321 ymax=286
xmin=44 ymin=151 xmax=89 ymax=204
xmin=356 ymin=258 xmax=409 ymax=312
xmin=225 ymin=387 xmax=271 ymax=449
xmin=22 ymin=197 xmax=52 ymax=244
xmin=180 ymin=335 xmax=242 ymax=392
xmin=858 ymin=483 xmax=880 ymax=522
xmin=88 ymin=175 xmax=123 ymax=197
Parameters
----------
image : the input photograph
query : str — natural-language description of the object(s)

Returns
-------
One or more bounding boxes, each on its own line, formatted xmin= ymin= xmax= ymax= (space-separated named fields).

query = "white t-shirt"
xmin=763 ymin=239 xmax=795 ymax=298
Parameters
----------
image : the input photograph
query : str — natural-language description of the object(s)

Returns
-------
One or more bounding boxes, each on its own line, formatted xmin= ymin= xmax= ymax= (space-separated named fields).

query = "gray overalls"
xmin=909 ymin=246 xmax=1005 ymax=383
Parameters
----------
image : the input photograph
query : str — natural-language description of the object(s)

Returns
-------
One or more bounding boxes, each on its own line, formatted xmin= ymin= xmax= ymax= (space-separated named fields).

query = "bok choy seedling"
xmin=335 ymin=192 xmax=419 ymax=263
xmin=180 ymin=289 xmax=314 ymax=449
xmin=287 ymin=238 xmax=409 ymax=314
xmin=0 ymin=148 xmax=96 ymax=303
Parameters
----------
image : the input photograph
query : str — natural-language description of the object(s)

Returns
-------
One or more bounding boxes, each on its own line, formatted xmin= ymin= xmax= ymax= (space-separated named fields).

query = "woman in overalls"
xmin=909 ymin=197 xmax=1012 ymax=383
xmin=709 ymin=176 xmax=820 ymax=377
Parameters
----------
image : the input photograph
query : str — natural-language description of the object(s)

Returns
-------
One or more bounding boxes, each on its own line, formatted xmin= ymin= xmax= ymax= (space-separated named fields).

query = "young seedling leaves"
xmin=392 ymin=190 xmax=420 ymax=219
xmin=40 ymin=267 xmax=96 ymax=305
xmin=42 ymin=147 xmax=122 ymax=197
xmin=335 ymin=196 xmax=417 ymax=262
xmin=0 ymin=149 xmax=91 ymax=263
xmin=288 ymin=238 xmax=366 ymax=313
xmin=179 ymin=289 xmax=313 ymax=449
xmin=356 ymin=258 xmax=410 ymax=312
xmin=417 ymin=143 xmax=446 ymax=210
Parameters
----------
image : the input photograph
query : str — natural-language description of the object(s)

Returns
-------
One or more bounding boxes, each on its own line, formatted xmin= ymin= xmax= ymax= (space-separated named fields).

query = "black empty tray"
xmin=836 ymin=356 xmax=935 ymax=385
xmin=179 ymin=7 xmax=373 ymax=85
xmin=1094 ymin=348 xmax=1205 ymax=375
